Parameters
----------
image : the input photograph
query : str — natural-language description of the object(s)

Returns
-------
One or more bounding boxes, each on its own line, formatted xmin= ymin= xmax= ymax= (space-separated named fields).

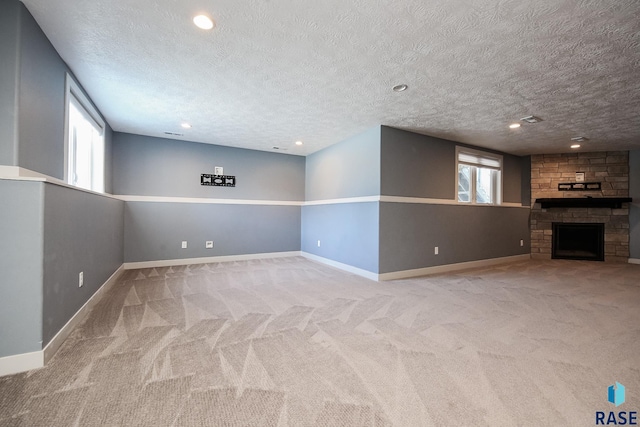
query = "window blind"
xmin=457 ymin=151 xmax=501 ymax=169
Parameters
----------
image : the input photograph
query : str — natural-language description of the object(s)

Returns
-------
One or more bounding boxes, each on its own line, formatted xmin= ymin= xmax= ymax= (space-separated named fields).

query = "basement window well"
xmin=456 ymin=147 xmax=502 ymax=205
xmin=64 ymin=74 xmax=105 ymax=193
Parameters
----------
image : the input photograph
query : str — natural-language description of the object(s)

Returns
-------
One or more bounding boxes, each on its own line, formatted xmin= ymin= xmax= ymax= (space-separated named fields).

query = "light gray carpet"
xmin=1 ymin=257 xmax=639 ymax=426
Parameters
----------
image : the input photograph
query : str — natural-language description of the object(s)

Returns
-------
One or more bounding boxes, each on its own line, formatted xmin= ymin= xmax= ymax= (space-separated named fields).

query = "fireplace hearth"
xmin=552 ymin=223 xmax=605 ymax=261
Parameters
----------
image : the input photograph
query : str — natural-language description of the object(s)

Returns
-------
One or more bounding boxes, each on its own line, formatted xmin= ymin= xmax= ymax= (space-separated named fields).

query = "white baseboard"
xmin=0 ymin=351 xmax=44 ymax=378
xmin=300 ymin=252 xmax=379 ymax=281
xmin=629 ymin=258 xmax=640 ymax=265
xmin=378 ymin=254 xmax=532 ymax=281
xmin=43 ymin=265 xmax=124 ymax=364
xmin=301 ymin=252 xmax=531 ymax=282
xmin=0 ymin=265 xmax=124 ymax=378
xmin=123 ymin=251 xmax=302 ymax=270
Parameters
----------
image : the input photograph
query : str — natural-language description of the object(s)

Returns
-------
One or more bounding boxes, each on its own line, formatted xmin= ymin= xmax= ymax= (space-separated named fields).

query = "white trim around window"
xmin=64 ymin=73 xmax=106 ymax=193
xmin=455 ymin=146 xmax=503 ymax=205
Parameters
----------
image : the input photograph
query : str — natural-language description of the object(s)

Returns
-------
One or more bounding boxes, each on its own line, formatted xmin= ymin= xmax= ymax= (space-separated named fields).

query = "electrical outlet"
xmin=434 ymin=246 xmax=439 ymax=255
xmin=520 ymin=239 xmax=524 ymax=247
xmin=181 ymin=241 xmax=188 ymax=249
xmin=317 ymin=240 xmax=321 ymax=247
xmin=206 ymin=241 xmax=214 ymax=249
xmin=79 ymin=272 xmax=84 ymax=288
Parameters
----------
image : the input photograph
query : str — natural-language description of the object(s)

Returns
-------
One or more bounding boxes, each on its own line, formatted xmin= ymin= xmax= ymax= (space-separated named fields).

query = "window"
xmin=65 ymin=74 xmax=105 ymax=192
xmin=456 ymin=147 xmax=502 ymax=205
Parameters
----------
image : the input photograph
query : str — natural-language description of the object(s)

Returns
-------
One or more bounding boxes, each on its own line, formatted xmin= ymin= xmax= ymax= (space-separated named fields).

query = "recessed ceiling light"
xmin=571 ymin=144 xmax=581 ymax=149
xmin=193 ymin=14 xmax=215 ymax=30
xmin=181 ymin=123 xmax=192 ymax=129
xmin=392 ymin=84 xmax=408 ymax=92
xmin=520 ymin=115 xmax=543 ymax=123
xmin=509 ymin=123 xmax=521 ymax=129
xmin=571 ymin=136 xmax=589 ymax=142
xmin=295 ymin=141 xmax=303 ymax=146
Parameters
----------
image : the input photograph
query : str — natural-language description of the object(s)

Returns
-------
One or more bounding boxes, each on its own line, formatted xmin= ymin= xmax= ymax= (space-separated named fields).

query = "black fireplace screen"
xmin=552 ymin=223 xmax=605 ymax=261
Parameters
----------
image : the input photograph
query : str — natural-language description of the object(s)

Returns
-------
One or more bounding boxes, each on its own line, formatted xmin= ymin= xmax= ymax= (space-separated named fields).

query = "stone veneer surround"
xmin=530 ymin=151 xmax=630 ymax=262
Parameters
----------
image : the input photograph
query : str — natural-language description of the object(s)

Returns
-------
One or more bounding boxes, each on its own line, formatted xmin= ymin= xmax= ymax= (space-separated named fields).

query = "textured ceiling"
xmin=21 ymin=0 xmax=640 ymax=156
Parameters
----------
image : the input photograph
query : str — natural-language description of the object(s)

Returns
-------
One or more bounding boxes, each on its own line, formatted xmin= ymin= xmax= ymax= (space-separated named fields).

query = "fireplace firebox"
xmin=552 ymin=223 xmax=605 ymax=261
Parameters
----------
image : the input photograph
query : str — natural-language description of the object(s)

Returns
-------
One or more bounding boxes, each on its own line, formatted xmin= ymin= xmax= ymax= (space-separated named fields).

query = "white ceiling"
xmin=21 ymin=0 xmax=640 ymax=156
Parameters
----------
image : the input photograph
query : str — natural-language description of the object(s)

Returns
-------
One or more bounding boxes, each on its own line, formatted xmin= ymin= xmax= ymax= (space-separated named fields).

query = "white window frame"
xmin=63 ymin=73 xmax=105 ymax=193
xmin=455 ymin=146 xmax=503 ymax=205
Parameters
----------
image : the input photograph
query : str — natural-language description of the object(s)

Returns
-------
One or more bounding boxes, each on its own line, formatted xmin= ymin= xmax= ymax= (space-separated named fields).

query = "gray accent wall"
xmin=379 ymin=203 xmax=530 ymax=274
xmin=301 ymin=203 xmax=379 ymax=273
xmin=630 ymin=150 xmax=640 ymax=260
xmin=113 ymin=132 xmax=305 ymax=200
xmin=17 ymin=2 xmax=67 ymax=179
xmin=520 ymin=156 xmax=532 ymax=207
xmin=0 ymin=1 xmax=123 ymax=362
xmin=303 ymin=125 xmax=530 ymax=275
xmin=0 ymin=0 xmax=114 ymax=185
xmin=380 ymin=126 xmax=526 ymax=203
xmin=42 ymin=184 xmax=124 ymax=345
xmin=0 ymin=0 xmax=20 ymax=166
xmin=124 ymin=203 xmax=300 ymax=263
xmin=302 ymin=128 xmax=381 ymax=272
xmin=305 ymin=127 xmax=380 ymax=200
xmin=380 ymin=126 xmax=455 ymax=199
xmin=113 ymin=132 xmax=305 ymax=263
xmin=502 ymin=153 xmax=525 ymax=205
xmin=377 ymin=126 xmax=530 ymax=274
xmin=0 ymin=180 xmax=44 ymax=357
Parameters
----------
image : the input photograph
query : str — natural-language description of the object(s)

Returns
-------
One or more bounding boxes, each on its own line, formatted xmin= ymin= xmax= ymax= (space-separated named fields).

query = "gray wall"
xmin=502 ymin=153 xmax=525 ymax=205
xmin=301 ymin=203 xmax=379 ymax=273
xmin=380 ymin=126 xmax=454 ymax=199
xmin=305 ymin=127 xmax=380 ymax=200
xmin=379 ymin=203 xmax=530 ymax=274
xmin=378 ymin=126 xmax=530 ymax=274
xmin=0 ymin=0 xmax=123 ymax=360
xmin=380 ymin=126 xmax=526 ymax=203
xmin=17 ymin=2 xmax=67 ymax=180
xmin=113 ymin=132 xmax=305 ymax=263
xmin=0 ymin=180 xmax=44 ymax=357
xmin=43 ymin=184 xmax=124 ymax=345
xmin=0 ymin=0 xmax=20 ymax=166
xmin=630 ymin=150 xmax=640 ymax=260
xmin=520 ymin=156 xmax=532 ymax=207
xmin=302 ymin=125 xmax=530 ymax=274
xmin=0 ymin=0 xmax=114 ymax=192
xmin=113 ymin=132 xmax=305 ymax=200
xmin=125 ymin=203 xmax=300 ymax=262
xmin=302 ymin=128 xmax=382 ymax=272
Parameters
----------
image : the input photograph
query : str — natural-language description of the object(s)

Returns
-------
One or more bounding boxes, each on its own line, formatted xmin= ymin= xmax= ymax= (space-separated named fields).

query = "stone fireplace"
xmin=530 ymin=151 xmax=630 ymax=262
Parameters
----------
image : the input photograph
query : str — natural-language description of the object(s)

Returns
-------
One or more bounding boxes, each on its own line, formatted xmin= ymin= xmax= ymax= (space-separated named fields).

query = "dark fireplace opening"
xmin=552 ymin=223 xmax=605 ymax=261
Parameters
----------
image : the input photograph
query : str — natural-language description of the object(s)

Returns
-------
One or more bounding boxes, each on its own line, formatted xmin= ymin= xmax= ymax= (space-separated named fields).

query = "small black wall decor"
xmin=557 ymin=182 xmax=601 ymax=191
xmin=201 ymin=174 xmax=236 ymax=187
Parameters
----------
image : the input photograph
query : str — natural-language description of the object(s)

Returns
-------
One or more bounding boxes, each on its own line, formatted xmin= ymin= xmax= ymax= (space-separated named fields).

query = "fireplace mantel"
xmin=535 ymin=197 xmax=632 ymax=209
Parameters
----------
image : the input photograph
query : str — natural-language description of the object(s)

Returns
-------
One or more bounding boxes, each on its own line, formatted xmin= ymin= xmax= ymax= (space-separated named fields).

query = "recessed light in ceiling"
xmin=571 ymin=136 xmax=589 ymax=142
xmin=193 ymin=14 xmax=215 ymax=30
xmin=570 ymin=144 xmax=581 ymax=149
xmin=509 ymin=123 xmax=521 ymax=129
xmin=181 ymin=123 xmax=192 ymax=129
xmin=392 ymin=84 xmax=408 ymax=92
xmin=520 ymin=115 xmax=543 ymax=123
xmin=295 ymin=141 xmax=303 ymax=146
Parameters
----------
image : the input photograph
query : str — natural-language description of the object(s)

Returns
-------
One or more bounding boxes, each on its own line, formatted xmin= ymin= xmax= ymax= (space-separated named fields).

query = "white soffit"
xmin=20 ymin=0 xmax=640 ymax=156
